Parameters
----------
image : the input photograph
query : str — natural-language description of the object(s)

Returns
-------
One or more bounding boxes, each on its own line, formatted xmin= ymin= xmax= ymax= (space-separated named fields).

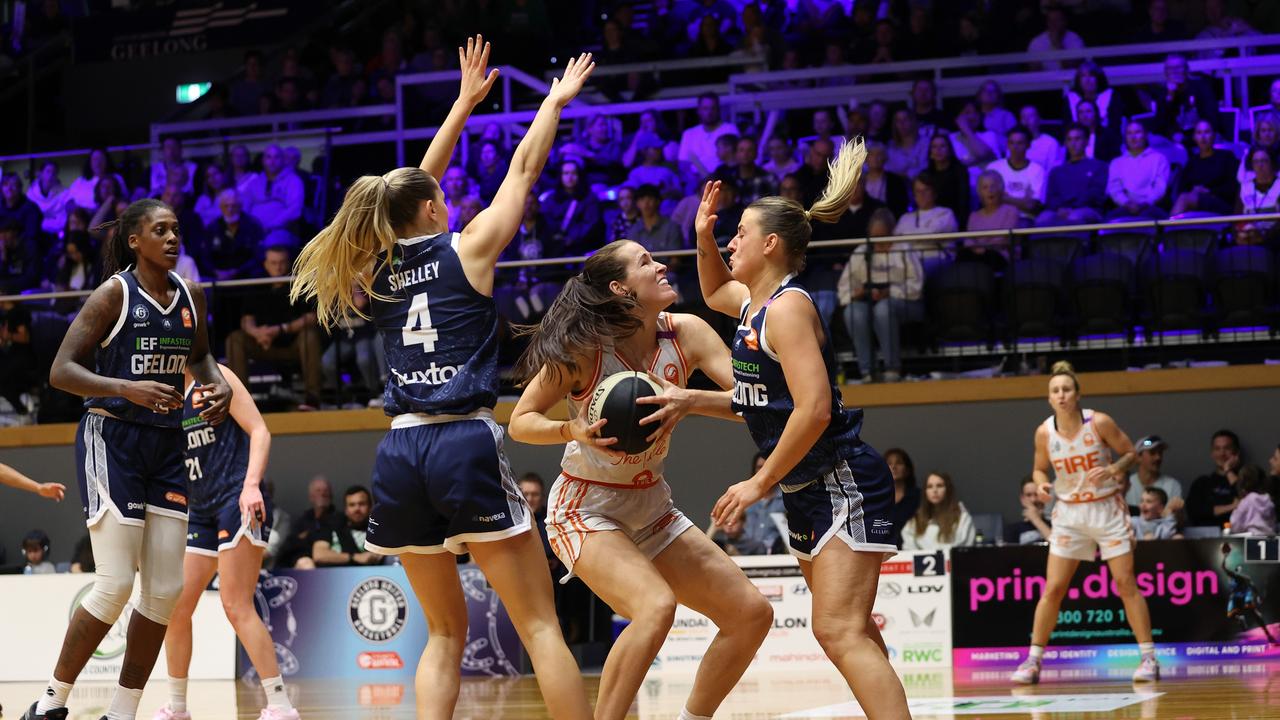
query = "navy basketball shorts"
xmin=365 ymin=412 xmax=531 ymax=555
xmin=781 ymin=446 xmax=897 ymax=561
xmin=76 ymin=412 xmax=188 ymax=527
xmin=187 ymin=492 xmax=274 ymax=556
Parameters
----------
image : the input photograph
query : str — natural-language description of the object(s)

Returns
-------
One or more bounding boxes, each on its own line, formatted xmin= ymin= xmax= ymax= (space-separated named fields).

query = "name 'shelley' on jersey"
xmin=371 ymin=232 xmax=502 ymax=417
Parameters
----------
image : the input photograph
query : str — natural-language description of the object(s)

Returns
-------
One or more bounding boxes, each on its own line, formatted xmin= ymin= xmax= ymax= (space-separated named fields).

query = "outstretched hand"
xmin=695 ymin=180 xmax=721 ymax=241
xmin=547 ymin=53 xmax=595 ymax=107
xmin=458 ymin=34 xmax=500 ymax=107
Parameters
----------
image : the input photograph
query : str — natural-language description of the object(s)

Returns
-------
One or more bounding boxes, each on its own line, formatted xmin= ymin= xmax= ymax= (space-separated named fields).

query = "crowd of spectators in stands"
xmin=4 ymin=2 xmax=1280 ymax=419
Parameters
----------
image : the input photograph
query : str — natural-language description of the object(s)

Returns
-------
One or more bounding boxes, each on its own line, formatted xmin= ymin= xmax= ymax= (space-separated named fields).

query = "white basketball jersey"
xmin=560 ymin=313 xmax=689 ymax=488
xmin=1043 ymin=409 xmax=1117 ymax=502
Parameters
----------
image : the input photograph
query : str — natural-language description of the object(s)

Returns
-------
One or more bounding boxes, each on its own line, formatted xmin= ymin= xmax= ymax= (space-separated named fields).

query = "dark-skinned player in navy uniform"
xmin=290 ymin=37 xmax=596 ymax=720
xmin=692 ymin=140 xmax=912 ymax=720
xmin=25 ymin=198 xmax=231 ymax=720
xmin=151 ymin=363 xmax=297 ymax=720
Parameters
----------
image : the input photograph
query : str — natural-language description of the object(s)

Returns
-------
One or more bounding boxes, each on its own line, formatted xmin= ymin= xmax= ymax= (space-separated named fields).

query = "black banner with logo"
xmin=74 ymin=1 xmax=307 ymax=63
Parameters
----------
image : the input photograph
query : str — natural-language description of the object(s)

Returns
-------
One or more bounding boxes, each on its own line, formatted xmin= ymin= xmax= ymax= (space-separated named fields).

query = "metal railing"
xmin=5 ymin=212 xmax=1277 ymax=306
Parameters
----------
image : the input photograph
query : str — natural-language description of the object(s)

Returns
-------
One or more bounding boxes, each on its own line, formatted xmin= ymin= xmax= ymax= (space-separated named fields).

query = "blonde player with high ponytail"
xmin=292 ymin=37 xmax=597 ymax=720
xmin=1011 ymin=361 xmax=1159 ymax=685
xmin=694 ymin=138 xmax=911 ymax=719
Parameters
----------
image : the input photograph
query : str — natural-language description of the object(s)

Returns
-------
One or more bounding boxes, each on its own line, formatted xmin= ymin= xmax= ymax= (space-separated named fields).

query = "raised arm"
xmin=419 ymin=35 xmax=500 ymax=180
xmin=456 ymin=53 xmax=595 ymax=291
xmin=694 ymin=180 xmax=750 ymax=316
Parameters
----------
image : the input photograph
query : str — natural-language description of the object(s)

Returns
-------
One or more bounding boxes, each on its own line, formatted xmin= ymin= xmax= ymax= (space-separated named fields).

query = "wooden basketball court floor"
xmin=2 ymin=662 xmax=1277 ymax=719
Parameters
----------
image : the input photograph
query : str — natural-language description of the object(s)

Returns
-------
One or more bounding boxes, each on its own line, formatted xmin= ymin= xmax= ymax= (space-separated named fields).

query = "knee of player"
xmin=812 ymin=614 xmax=862 ymax=653
xmin=139 ymin=575 xmax=186 ymax=623
xmin=633 ymin=590 xmax=678 ymax=632
xmin=738 ymin=592 xmax=774 ymax=637
xmin=219 ymin=592 xmax=259 ymax=627
xmin=1111 ymin=571 xmax=1140 ymax=596
xmin=82 ymin=573 xmax=136 ymax=623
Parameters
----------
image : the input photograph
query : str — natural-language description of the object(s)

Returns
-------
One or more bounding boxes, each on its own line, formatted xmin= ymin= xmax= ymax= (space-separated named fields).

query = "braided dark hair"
xmin=96 ymin=198 xmax=171 ymax=280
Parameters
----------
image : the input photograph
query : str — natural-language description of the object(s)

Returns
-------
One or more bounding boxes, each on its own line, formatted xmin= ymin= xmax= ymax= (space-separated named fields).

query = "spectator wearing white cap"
xmin=1125 ymin=435 xmax=1184 ymax=516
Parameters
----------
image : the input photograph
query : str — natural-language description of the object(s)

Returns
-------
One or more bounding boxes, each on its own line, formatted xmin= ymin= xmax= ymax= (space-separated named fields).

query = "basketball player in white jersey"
xmin=508 ymin=239 xmax=773 ymax=720
xmin=1012 ymin=360 xmax=1158 ymax=684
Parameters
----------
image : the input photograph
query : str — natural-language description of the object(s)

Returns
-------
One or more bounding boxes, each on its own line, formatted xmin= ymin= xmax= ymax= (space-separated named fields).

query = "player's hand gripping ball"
xmin=587 ymin=372 xmax=663 ymax=455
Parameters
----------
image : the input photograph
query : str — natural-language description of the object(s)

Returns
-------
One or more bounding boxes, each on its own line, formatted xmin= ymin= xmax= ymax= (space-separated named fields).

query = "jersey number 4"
xmin=402 ymin=292 xmax=440 ymax=353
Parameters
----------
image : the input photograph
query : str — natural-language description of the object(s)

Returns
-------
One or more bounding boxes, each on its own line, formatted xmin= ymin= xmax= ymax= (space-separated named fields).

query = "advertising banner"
xmin=0 ymin=575 xmax=234 ymax=681
xmin=655 ymin=551 xmax=951 ymax=673
xmin=952 ymin=538 xmax=1280 ymax=672
xmin=244 ymin=564 xmax=521 ymax=681
xmin=72 ymin=1 xmax=309 ymax=63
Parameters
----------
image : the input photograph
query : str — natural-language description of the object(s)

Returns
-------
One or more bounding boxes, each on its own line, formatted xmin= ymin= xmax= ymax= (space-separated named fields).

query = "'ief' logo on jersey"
xmin=349 ymin=577 xmax=408 ymax=642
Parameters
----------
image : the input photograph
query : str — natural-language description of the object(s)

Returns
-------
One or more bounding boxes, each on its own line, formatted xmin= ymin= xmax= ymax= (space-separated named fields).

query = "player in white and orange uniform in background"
xmin=1012 ymin=360 xmax=1159 ymax=685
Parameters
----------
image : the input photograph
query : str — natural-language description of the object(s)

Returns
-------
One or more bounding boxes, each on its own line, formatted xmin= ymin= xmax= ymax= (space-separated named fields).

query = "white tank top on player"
xmin=560 ymin=312 xmax=689 ymax=488
xmin=1043 ymin=409 xmax=1118 ymax=502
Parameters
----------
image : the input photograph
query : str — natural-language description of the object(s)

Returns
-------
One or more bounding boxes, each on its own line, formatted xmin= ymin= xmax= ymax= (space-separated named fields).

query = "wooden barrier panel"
xmin=4 ymin=365 xmax=1277 ymax=449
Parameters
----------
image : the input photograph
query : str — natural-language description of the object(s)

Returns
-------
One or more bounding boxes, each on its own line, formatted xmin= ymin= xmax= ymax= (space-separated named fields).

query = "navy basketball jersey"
xmin=86 ymin=268 xmax=198 ymax=428
xmin=370 ymin=232 xmax=499 ymax=416
xmin=182 ymin=382 xmax=249 ymax=513
xmin=730 ymin=276 xmax=864 ymax=488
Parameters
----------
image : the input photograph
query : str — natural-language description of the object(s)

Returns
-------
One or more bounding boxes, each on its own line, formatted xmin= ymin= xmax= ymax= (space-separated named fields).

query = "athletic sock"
xmin=169 ymin=676 xmax=189 ymax=713
xmin=35 ymin=678 xmax=73 ymax=713
xmin=262 ymin=675 xmax=292 ymax=710
xmin=105 ymin=684 xmax=144 ymax=720
xmin=1028 ymin=645 xmax=1045 ymax=662
xmin=678 ymin=710 xmax=713 ymax=720
xmin=1139 ymin=642 xmax=1156 ymax=657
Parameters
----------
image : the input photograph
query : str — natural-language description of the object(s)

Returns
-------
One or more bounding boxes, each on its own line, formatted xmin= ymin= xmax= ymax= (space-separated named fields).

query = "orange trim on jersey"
xmin=1055 ymin=489 xmax=1122 ymax=504
xmin=550 ymin=479 xmax=587 ymax=551
xmin=570 ymin=350 xmax=603 ymax=402
xmin=666 ymin=314 xmax=690 ymax=380
xmin=566 ymin=481 xmax=592 ymax=548
xmin=559 ymin=469 xmax=662 ymax=490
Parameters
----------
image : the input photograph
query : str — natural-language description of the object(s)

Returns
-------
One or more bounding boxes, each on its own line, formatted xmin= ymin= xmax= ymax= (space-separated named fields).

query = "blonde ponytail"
xmin=291 ymin=167 xmax=441 ymax=329
xmin=808 ymin=136 xmax=866 ymax=225
xmin=745 ymin=136 xmax=868 ymax=273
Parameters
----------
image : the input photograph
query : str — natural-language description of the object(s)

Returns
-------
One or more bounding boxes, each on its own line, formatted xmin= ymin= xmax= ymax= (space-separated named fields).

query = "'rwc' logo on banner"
xmin=349 ymin=577 xmax=408 ymax=642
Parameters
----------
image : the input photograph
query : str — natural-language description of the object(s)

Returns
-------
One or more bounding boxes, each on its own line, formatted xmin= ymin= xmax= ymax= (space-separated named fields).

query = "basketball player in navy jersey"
xmin=694 ymin=142 xmax=911 ymax=719
xmin=290 ymin=38 xmax=596 ymax=720
xmin=152 ymin=364 xmax=296 ymax=720
xmin=25 ymin=199 xmax=230 ymax=720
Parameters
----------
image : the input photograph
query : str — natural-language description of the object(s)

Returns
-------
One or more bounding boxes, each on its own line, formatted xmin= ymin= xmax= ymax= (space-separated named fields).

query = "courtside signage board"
xmin=245 ymin=565 xmax=521 ymax=680
xmin=951 ymin=539 xmax=1280 ymax=669
xmin=782 ymin=692 xmax=1162 ymax=717
xmin=654 ymin=551 xmax=951 ymax=672
xmin=0 ymin=574 xmax=233 ymax=681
